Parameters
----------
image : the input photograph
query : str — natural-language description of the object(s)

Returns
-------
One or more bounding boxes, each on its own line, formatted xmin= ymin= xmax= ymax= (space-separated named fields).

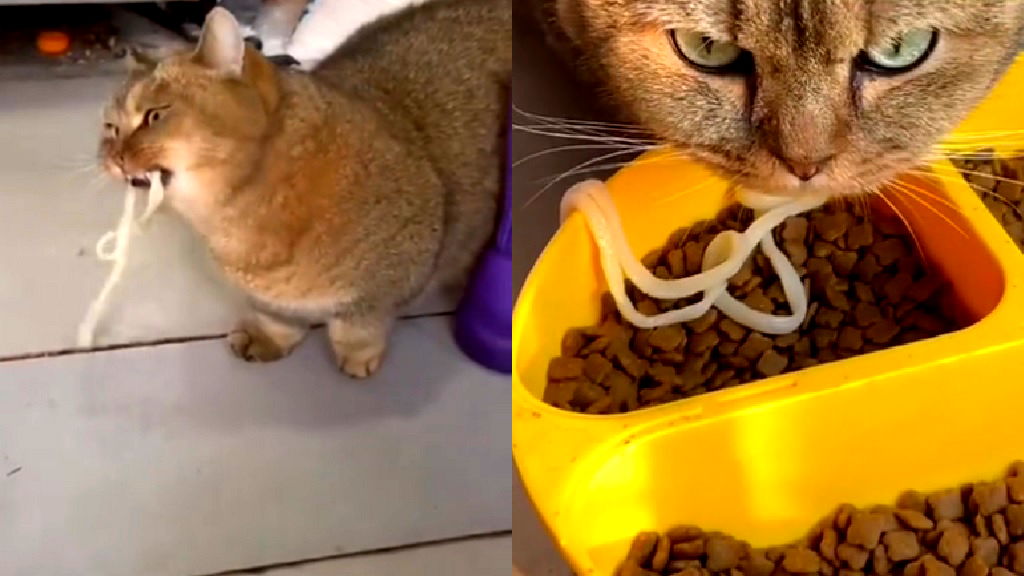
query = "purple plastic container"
xmin=454 ymin=118 xmax=512 ymax=373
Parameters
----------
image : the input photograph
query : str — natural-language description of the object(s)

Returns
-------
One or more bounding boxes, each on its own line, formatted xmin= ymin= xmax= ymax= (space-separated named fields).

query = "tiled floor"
xmin=0 ymin=61 xmax=509 ymax=576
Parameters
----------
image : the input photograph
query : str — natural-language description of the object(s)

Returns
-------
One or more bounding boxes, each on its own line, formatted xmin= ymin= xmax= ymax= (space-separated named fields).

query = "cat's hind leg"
xmin=229 ymin=311 xmax=309 ymax=362
xmin=327 ymin=314 xmax=393 ymax=379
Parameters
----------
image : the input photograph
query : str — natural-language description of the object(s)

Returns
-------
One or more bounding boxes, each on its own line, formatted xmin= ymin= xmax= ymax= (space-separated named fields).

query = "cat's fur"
xmin=99 ymin=0 xmax=510 ymax=377
xmin=532 ymin=0 xmax=1024 ymax=197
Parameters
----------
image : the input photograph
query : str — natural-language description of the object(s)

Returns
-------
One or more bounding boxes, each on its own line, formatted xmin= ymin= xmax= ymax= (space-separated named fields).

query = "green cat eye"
xmin=669 ymin=30 xmax=746 ymax=72
xmin=861 ymin=28 xmax=938 ymax=72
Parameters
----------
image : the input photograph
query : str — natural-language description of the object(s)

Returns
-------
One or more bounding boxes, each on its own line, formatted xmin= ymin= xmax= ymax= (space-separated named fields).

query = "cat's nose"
xmin=782 ymin=156 xmax=832 ymax=181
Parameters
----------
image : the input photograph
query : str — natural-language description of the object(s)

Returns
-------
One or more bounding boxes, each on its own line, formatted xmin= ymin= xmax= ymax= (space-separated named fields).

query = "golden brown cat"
xmin=99 ymin=0 xmax=510 ymax=377
xmin=530 ymin=0 xmax=1024 ymax=198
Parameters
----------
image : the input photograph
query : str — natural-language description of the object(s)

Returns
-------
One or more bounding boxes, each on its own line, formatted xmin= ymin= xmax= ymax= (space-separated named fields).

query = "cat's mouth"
xmin=127 ymin=168 xmax=173 ymax=189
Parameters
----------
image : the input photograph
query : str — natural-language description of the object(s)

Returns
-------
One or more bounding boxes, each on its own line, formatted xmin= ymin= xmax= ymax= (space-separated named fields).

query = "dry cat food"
xmin=950 ymin=151 xmax=1024 ymax=249
xmin=617 ymin=462 xmax=1024 ymax=576
xmin=544 ymin=202 xmax=961 ymax=414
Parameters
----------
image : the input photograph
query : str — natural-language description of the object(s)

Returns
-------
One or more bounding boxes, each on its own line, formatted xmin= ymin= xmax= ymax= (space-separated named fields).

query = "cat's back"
xmin=313 ymin=0 xmax=510 ymax=129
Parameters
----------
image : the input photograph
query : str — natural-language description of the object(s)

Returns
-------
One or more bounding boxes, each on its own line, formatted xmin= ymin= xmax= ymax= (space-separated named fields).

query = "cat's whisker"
xmin=513 ymin=118 xmax=656 ymax=137
xmin=870 ymin=186 xmax=925 ymax=259
xmin=513 ymin=143 xmax=661 ymax=167
xmin=523 ymin=147 xmax=647 ymax=208
xmin=513 ymin=124 xmax=658 ymax=145
xmin=906 ymin=168 xmax=1024 ymax=222
xmin=511 ymin=104 xmax=645 ymax=131
xmin=887 ymin=181 xmax=969 ymax=240
xmin=927 ymin=163 xmax=1024 ymax=188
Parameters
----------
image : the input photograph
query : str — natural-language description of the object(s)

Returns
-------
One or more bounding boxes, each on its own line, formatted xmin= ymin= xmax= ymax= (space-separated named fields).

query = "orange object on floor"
xmin=36 ymin=31 xmax=71 ymax=56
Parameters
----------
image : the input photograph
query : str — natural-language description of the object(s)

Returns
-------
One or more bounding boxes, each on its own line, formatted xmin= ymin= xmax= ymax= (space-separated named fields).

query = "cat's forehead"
xmin=617 ymin=0 xmax=1013 ymax=39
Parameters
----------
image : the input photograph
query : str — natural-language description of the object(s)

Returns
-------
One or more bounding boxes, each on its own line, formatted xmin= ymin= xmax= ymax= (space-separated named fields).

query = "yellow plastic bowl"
xmin=513 ymin=55 xmax=1024 ymax=575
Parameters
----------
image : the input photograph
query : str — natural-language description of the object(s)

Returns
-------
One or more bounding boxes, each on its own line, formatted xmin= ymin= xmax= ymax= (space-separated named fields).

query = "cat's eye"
xmin=669 ymin=30 xmax=747 ymax=73
xmin=860 ymin=28 xmax=938 ymax=73
xmin=103 ymin=122 xmax=119 ymax=138
xmin=143 ymin=107 xmax=167 ymax=127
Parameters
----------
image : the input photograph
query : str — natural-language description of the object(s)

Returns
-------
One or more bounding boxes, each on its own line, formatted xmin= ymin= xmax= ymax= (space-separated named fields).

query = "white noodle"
xmin=560 ymin=179 xmax=827 ymax=334
xmin=77 ymin=174 xmax=165 ymax=347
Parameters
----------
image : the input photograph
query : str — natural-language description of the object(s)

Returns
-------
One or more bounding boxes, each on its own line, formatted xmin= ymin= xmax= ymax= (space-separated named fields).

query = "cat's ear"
xmin=192 ymin=7 xmax=246 ymax=76
xmin=554 ymin=0 xmax=584 ymax=44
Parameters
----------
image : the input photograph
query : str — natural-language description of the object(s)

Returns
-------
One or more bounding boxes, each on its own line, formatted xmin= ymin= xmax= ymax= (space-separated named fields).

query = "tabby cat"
xmin=99 ymin=0 xmax=510 ymax=377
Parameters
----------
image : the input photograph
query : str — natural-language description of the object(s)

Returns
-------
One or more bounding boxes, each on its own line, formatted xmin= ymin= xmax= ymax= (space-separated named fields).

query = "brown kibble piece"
xmin=744 ymin=549 xmax=775 ymax=576
xmin=846 ymin=511 xmax=885 ymax=549
xmin=883 ymin=272 xmax=914 ymax=302
xmin=819 ymin=527 xmax=838 ymax=563
xmin=815 ymin=308 xmax=844 ymax=329
xmin=689 ymin=309 xmax=719 ymax=333
xmin=663 ymin=522 xmax=704 ymax=541
xmin=937 ymin=523 xmax=970 ymax=566
xmin=898 ymin=490 xmax=929 ymax=513
xmin=972 ymin=482 xmax=1009 ymax=516
xmin=885 ymin=530 xmax=921 ymax=562
xmin=865 ymin=318 xmax=900 ymax=344
xmin=689 ymin=330 xmax=719 ymax=355
xmin=851 ymin=301 xmax=884 ymax=327
xmin=816 ymin=212 xmax=852 ymax=242
xmin=649 ymin=325 xmax=686 ymax=351
xmin=929 ymin=488 xmax=966 ymax=522
xmin=847 ymin=223 xmax=874 ymax=250
xmin=719 ymin=319 xmax=747 ymax=341
xmin=667 ymin=248 xmax=685 ymax=277
xmin=832 ymin=251 xmax=859 ymax=277
xmin=1008 ymin=542 xmax=1024 ymax=574
xmin=671 ymin=539 xmax=705 ymax=559
xmin=705 ymin=534 xmax=744 ymax=571
xmin=547 ymin=357 xmax=584 ymax=381
xmin=991 ymin=569 xmax=1014 ymax=576
xmin=895 ymin=508 xmax=935 ymax=531
xmin=960 ymin=556 xmax=990 ymax=576
xmin=1005 ymin=503 xmax=1024 ymax=536
xmin=626 ymin=532 xmax=659 ymax=565
xmin=825 ymin=283 xmax=852 ymax=310
xmin=571 ymin=379 xmax=605 ymax=407
xmin=922 ymin=556 xmax=956 ymax=576
xmin=783 ymin=548 xmax=822 ymax=574
xmin=788 ymin=241 xmax=809 ymax=267
xmin=651 ymin=533 xmax=671 ymax=572
xmin=875 ymin=544 xmax=892 ymax=576
xmin=583 ymin=353 xmax=614 ymax=384
xmin=739 ymin=333 xmax=773 ymax=360
xmin=873 ymin=237 xmax=909 ymax=266
xmin=838 ymin=326 xmax=863 ymax=350
xmin=1005 ymin=475 xmax=1024 ymax=503
xmin=744 ymin=289 xmax=774 ymax=314
xmin=684 ymin=242 xmax=705 ymax=275
xmin=756 ymin=349 xmax=789 ymax=377
xmin=990 ymin=513 xmax=1009 ymax=544
xmin=561 ymin=329 xmax=587 ymax=357
xmin=543 ymin=379 xmax=576 ymax=408
xmin=837 ymin=543 xmax=871 ymax=570
xmin=783 ymin=217 xmax=809 ymax=241
xmin=971 ymin=538 xmax=999 ymax=567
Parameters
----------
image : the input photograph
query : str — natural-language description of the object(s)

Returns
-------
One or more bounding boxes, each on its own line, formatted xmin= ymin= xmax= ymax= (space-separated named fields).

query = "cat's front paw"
xmin=228 ymin=327 xmax=289 ymax=363
xmin=335 ymin=347 xmax=385 ymax=379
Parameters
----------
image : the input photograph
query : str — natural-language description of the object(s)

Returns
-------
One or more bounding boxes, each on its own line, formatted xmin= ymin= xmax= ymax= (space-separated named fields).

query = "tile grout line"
xmin=0 ymin=311 xmax=455 ymax=365
xmin=198 ymin=529 xmax=512 ymax=575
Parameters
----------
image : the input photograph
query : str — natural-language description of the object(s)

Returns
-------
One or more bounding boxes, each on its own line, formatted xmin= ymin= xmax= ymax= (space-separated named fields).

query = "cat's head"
xmin=554 ymin=0 xmax=1024 ymax=197
xmin=98 ymin=8 xmax=279 ymax=191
